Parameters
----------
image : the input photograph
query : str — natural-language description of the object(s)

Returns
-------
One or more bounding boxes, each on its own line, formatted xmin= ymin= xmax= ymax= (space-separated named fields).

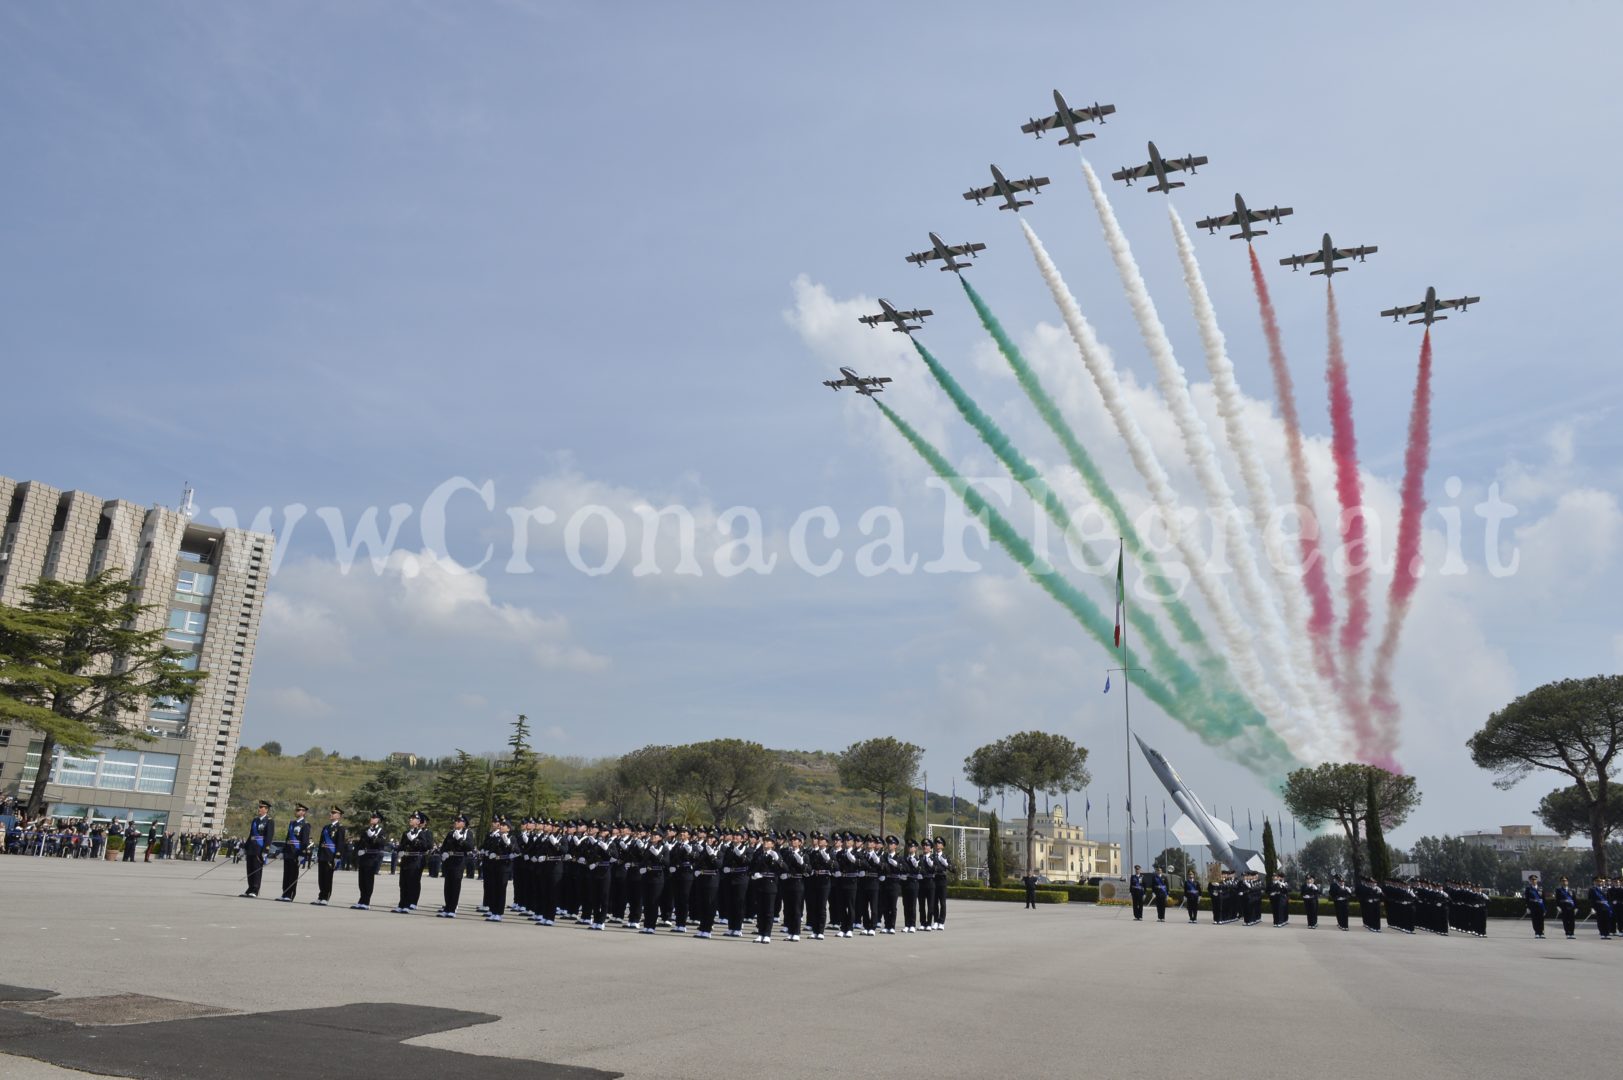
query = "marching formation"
xmin=238 ymin=803 xmax=955 ymax=943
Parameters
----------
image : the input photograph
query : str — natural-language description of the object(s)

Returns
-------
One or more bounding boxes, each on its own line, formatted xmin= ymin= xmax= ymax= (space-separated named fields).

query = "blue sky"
xmin=4 ymin=3 xmax=1621 ymax=847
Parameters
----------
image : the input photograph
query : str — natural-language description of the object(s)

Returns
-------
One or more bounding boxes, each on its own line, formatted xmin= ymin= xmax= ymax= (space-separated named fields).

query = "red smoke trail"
xmin=1325 ymin=283 xmax=1377 ymax=757
xmin=1249 ymin=246 xmax=1339 ymax=686
xmin=1367 ymin=329 xmax=1433 ymax=769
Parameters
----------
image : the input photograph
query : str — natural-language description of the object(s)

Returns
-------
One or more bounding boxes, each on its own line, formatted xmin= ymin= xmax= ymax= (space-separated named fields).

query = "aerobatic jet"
xmin=962 ymin=164 xmax=1051 ymax=212
xmin=858 ymin=299 xmax=932 ymax=334
xmin=1195 ymin=193 xmax=1294 ymax=241
xmin=1020 ymin=89 xmax=1116 ymax=145
xmin=904 ymin=232 xmax=987 ymax=272
xmin=1279 ymin=233 xmax=1378 ymax=276
xmin=1111 ymin=141 xmax=1208 ymax=194
xmin=823 ymin=367 xmax=893 ymax=396
xmin=1379 ymin=286 xmax=1480 ymax=326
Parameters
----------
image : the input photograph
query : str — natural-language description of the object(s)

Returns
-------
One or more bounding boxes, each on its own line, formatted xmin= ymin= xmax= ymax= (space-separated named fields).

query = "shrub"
xmin=946 ymin=886 xmax=1068 ymax=904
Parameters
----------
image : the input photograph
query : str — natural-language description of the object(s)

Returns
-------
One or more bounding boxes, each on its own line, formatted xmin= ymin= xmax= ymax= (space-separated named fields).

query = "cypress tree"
xmin=986 ymin=810 xmax=1005 ymax=887
xmin=1365 ymin=771 xmax=1392 ymax=881
xmin=903 ymin=796 xmax=920 ymax=847
xmin=1262 ymin=818 xmax=1278 ymax=878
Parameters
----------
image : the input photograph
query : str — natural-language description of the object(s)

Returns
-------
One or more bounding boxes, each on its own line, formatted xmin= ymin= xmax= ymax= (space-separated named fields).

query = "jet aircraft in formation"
xmin=962 ymin=164 xmax=1050 ymax=212
xmin=822 ymin=367 xmax=892 ymax=396
xmin=904 ymin=232 xmax=986 ymax=272
xmin=1020 ymin=89 xmax=1116 ymax=145
xmin=857 ymin=298 xmax=932 ymax=334
xmin=1111 ymin=141 xmax=1209 ymax=194
xmin=1279 ymin=233 xmax=1378 ymax=276
xmin=1379 ymin=286 xmax=1480 ymax=326
xmin=1195 ymin=193 xmax=1293 ymax=242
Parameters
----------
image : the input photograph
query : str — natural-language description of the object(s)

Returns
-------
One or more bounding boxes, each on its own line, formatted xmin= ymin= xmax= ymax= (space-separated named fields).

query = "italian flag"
xmin=1113 ymin=542 xmax=1125 ymax=649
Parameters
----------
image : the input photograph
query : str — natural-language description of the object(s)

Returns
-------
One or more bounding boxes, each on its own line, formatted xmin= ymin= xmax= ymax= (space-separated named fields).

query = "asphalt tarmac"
xmin=0 ymin=856 xmax=1614 ymax=1079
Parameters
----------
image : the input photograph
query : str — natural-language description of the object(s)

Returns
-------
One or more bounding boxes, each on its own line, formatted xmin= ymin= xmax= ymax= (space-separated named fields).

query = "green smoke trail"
xmin=957 ymin=275 xmax=1211 ymax=652
xmin=875 ymin=398 xmax=1297 ymax=778
xmin=956 ymin=275 xmax=1282 ymax=750
xmin=909 ymin=337 xmax=1203 ymax=710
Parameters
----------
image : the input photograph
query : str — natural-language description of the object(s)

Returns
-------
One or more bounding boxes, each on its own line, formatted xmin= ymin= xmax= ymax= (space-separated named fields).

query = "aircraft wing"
xmin=1170 ymin=815 xmax=1206 ymax=846
xmin=859 ymin=376 xmax=893 ymax=387
xmin=857 ymin=314 xmax=884 ymax=326
xmin=1438 ymin=295 xmax=1479 ymax=311
xmin=1111 ymin=162 xmax=1155 ymax=181
xmin=822 ymin=380 xmax=845 ymax=389
xmin=1380 ymin=302 xmax=1425 ymax=320
xmin=1007 ymin=175 xmax=1049 ymax=193
xmin=947 ymin=241 xmax=986 ymax=258
xmin=1020 ymin=113 xmax=1064 ymax=136
xmin=1279 ymin=251 xmax=1323 ymax=268
xmin=893 ymin=308 xmax=932 ymax=321
xmin=1195 ymin=211 xmax=1241 ymax=231
xmin=904 ymin=251 xmax=934 ymax=266
xmin=962 ymin=183 xmax=999 ymax=202
xmin=1164 ymin=154 xmax=1209 ymax=174
xmin=1335 ymin=244 xmax=1378 ymax=260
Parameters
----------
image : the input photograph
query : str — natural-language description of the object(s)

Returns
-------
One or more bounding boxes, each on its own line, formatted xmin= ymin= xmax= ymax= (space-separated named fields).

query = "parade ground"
xmin=0 ymin=857 xmax=1613 ymax=1080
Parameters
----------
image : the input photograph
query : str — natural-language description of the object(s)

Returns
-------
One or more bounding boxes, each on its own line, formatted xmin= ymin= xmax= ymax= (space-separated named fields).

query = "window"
xmin=175 ymin=570 xmax=214 ymax=601
xmin=165 ymin=609 xmax=207 ymax=644
xmin=165 ymin=652 xmax=200 ymax=672
xmin=149 ymin=696 xmax=191 ymax=721
xmin=0 ymin=727 xmax=10 ymax=747
xmin=22 ymin=743 xmax=181 ymax=796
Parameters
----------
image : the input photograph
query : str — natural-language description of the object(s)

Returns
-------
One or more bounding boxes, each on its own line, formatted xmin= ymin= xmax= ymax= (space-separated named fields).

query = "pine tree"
xmin=903 ymin=796 xmax=920 ymax=846
xmin=986 ymin=810 xmax=1005 ymax=887
xmin=1365 ymin=771 xmax=1392 ymax=881
xmin=1262 ymin=818 xmax=1278 ymax=878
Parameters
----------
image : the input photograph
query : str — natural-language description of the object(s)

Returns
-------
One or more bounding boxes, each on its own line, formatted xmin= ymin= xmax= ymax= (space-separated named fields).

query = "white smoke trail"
xmin=1021 ymin=217 xmax=1320 ymax=763
xmin=1168 ymin=206 xmax=1350 ymax=757
xmin=1074 ymin=161 xmax=1328 ymax=759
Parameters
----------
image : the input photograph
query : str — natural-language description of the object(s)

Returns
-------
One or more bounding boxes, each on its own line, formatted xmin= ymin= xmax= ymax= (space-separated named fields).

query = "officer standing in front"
xmin=1128 ymin=865 xmax=1146 ymax=921
xmin=438 ymin=813 xmax=475 ymax=917
xmin=1523 ymin=874 xmax=1547 ymax=939
xmin=242 ymin=800 xmax=273 ymax=898
xmin=1150 ymin=865 xmax=1170 ymax=922
xmin=278 ymin=804 xmax=311 ymax=902
xmin=1300 ymin=875 xmax=1321 ymax=929
xmin=394 ymin=811 xmax=433 ymax=913
xmin=1182 ymin=868 xmax=1201 ymax=923
xmin=1021 ymin=871 xmax=1039 ymax=909
xmin=313 ymin=806 xmax=347 ymax=906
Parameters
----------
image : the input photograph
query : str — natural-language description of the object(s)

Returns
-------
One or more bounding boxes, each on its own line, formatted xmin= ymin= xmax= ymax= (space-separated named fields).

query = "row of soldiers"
xmin=1128 ymin=865 xmax=1497 ymax=936
xmin=240 ymin=804 xmax=956 ymax=943
xmin=1523 ymin=875 xmax=1620 ymax=940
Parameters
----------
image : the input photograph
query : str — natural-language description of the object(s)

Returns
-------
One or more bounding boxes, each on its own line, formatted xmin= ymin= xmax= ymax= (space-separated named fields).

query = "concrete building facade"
xmin=999 ymin=807 xmax=1121 ymax=882
xmin=1458 ymin=825 xmax=1569 ymax=855
xmin=0 ymin=475 xmax=273 ymax=834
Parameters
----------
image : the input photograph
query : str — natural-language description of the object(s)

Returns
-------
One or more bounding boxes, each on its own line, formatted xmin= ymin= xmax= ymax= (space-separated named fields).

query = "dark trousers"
xmin=483 ymin=860 xmax=509 ymax=915
xmin=244 ymin=844 xmax=265 ymax=894
xmin=670 ymin=869 xmax=693 ymax=926
xmin=755 ymin=878 xmax=779 ymax=937
xmin=442 ymin=856 xmax=465 ymax=910
xmin=281 ymin=850 xmax=301 ymax=899
xmin=724 ymin=875 xmax=749 ymax=932
xmin=1595 ymin=906 xmax=1615 ymax=937
xmin=538 ymin=862 xmax=559 ymax=917
xmin=693 ymin=874 xmax=720 ymax=932
xmin=590 ymin=868 xmax=611 ymax=925
xmin=1334 ymin=900 xmax=1349 ymax=929
xmin=932 ymin=877 xmax=948 ymax=926
xmin=806 ymin=876 xmax=830 ymax=934
xmin=317 ymin=858 xmax=336 ymax=902
xmin=1271 ymin=895 xmax=1288 ymax=926
xmin=880 ymin=879 xmax=899 ymax=929
xmin=610 ymin=868 xmax=629 ymax=921
xmin=781 ymin=877 xmax=805 ymax=934
xmin=626 ymin=868 xmax=643 ymax=923
xmin=399 ymin=857 xmax=424 ymax=908
xmin=642 ymin=870 xmax=665 ymax=929
xmin=122 ymin=841 xmax=136 ymax=863
xmin=1024 ymin=884 xmax=1037 ymax=909
xmin=1361 ymin=901 xmax=1382 ymax=930
xmin=835 ymin=879 xmax=857 ymax=933
xmin=1153 ymin=893 xmax=1168 ymax=921
xmin=1557 ymin=907 xmax=1573 ymax=937
xmin=1186 ymin=893 xmax=1200 ymax=922
xmin=902 ymin=881 xmax=920 ymax=926
xmin=357 ymin=855 xmax=381 ymax=905
xmin=1130 ymin=889 xmax=1146 ymax=920
xmin=860 ymin=878 xmax=880 ymax=931
xmin=1305 ymin=898 xmax=1318 ymax=928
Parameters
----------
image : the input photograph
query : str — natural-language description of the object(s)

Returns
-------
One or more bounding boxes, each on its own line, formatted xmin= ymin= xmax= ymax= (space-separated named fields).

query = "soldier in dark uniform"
xmin=393 ymin=811 xmax=433 ymax=913
xmin=879 ymin=836 xmax=903 ymax=933
xmin=931 ymin=836 xmax=951 ymax=930
xmin=532 ymin=820 xmax=561 ymax=925
xmin=690 ymin=827 xmax=721 ymax=938
xmin=479 ymin=817 xmax=514 ymax=921
xmin=640 ymin=828 xmax=668 ymax=934
xmin=750 ymin=833 xmax=783 ymax=942
xmin=1549 ymin=876 xmax=1575 ymax=939
xmin=781 ymin=832 xmax=809 ymax=940
xmin=1182 ymin=869 xmax=1201 ymax=923
xmin=1328 ymin=874 xmax=1352 ymax=930
xmin=1022 ymin=871 xmax=1039 ymax=909
xmin=313 ymin=806 xmax=347 ymax=906
xmin=242 ymin=801 xmax=273 ymax=898
xmin=1128 ymin=865 xmax=1146 ymax=921
xmin=1588 ymin=875 xmax=1614 ymax=939
xmin=859 ymin=836 xmax=883 ymax=936
xmin=1524 ymin=874 xmax=1550 ymax=939
xmin=1150 ymin=865 xmax=1170 ymax=922
xmin=1208 ymin=870 xmax=1230 ymax=924
xmin=1300 ymin=875 xmax=1320 ymax=928
xmin=1356 ymin=876 xmax=1383 ymax=932
xmin=898 ymin=840 xmax=922 ymax=930
xmin=437 ymin=813 xmax=474 ymax=917
xmin=1267 ymin=872 xmax=1290 ymax=926
xmin=669 ymin=826 xmax=695 ymax=932
xmin=833 ymin=833 xmax=860 ymax=937
xmin=351 ymin=811 xmax=385 ymax=910
xmin=805 ymin=833 xmax=833 ymax=939
xmin=278 ymin=804 xmax=312 ymax=902
xmin=721 ymin=827 xmax=751 ymax=937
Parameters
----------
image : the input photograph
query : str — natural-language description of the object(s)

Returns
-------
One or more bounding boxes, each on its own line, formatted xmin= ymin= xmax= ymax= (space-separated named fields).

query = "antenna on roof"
xmin=179 ymin=483 xmax=196 ymax=521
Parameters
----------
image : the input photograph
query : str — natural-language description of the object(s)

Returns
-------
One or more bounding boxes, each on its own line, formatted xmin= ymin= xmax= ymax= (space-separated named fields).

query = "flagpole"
xmin=1113 ymin=539 xmax=1134 ymax=874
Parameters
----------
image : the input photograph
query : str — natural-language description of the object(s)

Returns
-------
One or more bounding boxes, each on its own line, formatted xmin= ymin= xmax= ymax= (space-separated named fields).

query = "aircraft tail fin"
xmin=1059 ymin=134 xmax=1096 ymax=146
xmin=1412 ymin=315 xmax=1445 ymax=325
xmin=1233 ymin=229 xmax=1266 ymax=239
xmin=1231 ymin=846 xmax=1266 ymax=873
xmin=1312 ymin=265 xmax=1346 ymax=277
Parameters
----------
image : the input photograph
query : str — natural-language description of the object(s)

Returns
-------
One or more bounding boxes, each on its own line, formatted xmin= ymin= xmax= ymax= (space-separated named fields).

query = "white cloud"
xmin=258 ymin=686 xmax=335 ymax=718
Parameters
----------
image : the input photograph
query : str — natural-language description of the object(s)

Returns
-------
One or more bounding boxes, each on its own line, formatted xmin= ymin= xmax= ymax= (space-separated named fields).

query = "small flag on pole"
xmin=1103 ymin=673 xmax=1111 ymax=693
xmin=1127 ymin=795 xmax=1134 ymax=824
